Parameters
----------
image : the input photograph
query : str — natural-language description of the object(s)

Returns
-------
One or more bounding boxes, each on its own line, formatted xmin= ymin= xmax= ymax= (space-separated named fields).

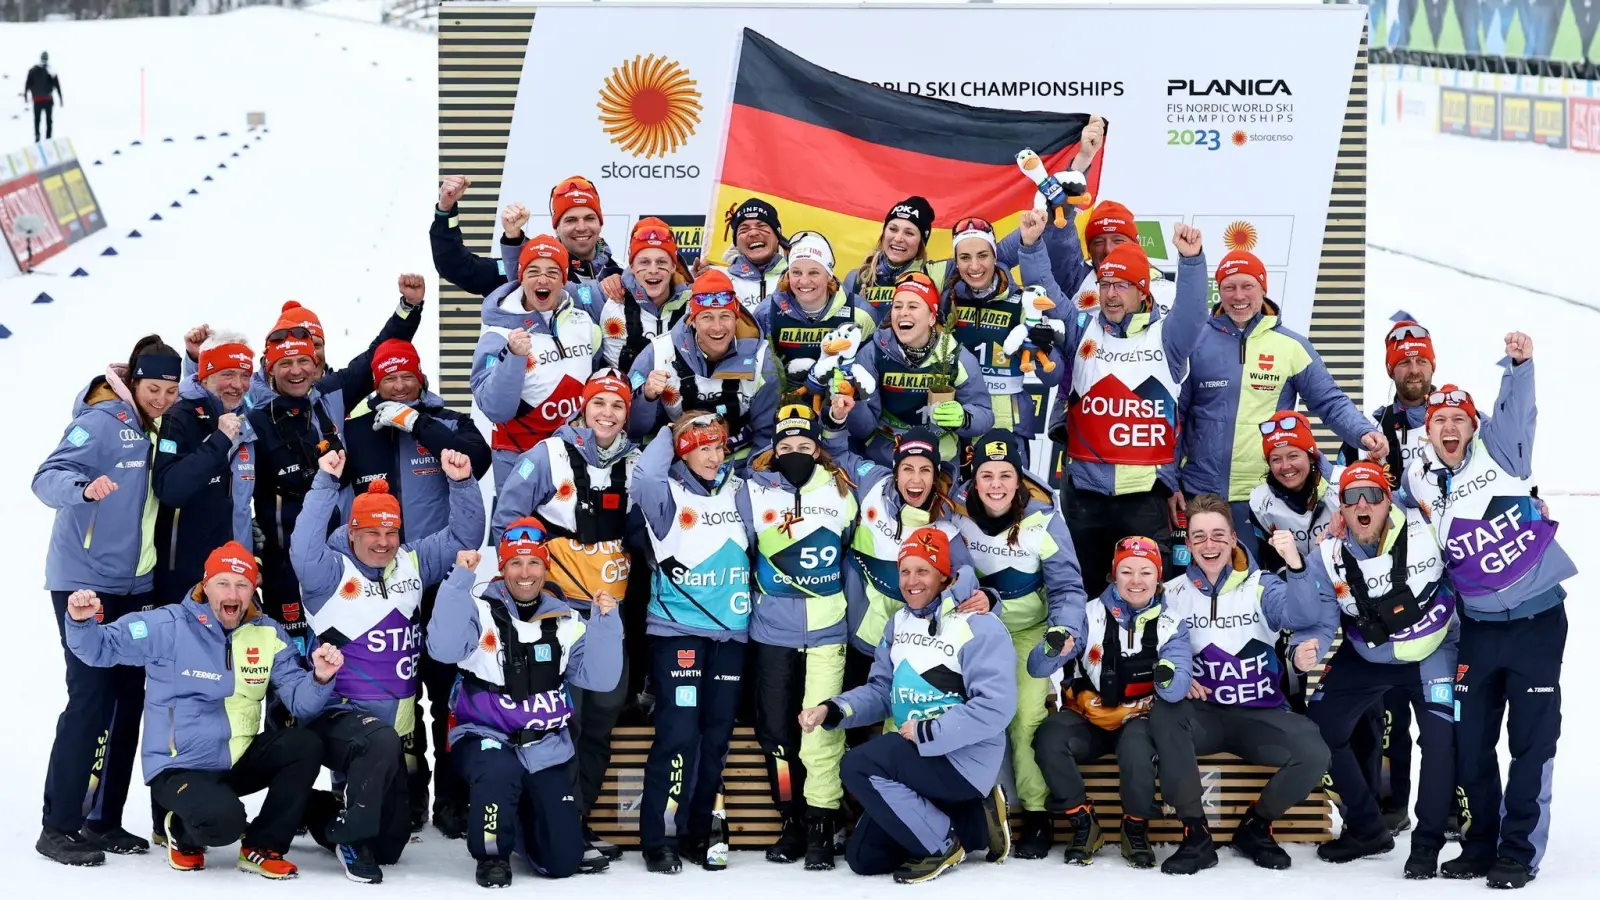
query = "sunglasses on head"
xmin=954 ymin=217 xmax=993 ymax=234
xmin=635 ymin=226 xmax=672 ymax=243
xmin=267 ymin=326 xmax=315 ymax=344
xmin=1341 ymin=485 xmax=1388 ymax=507
xmin=504 ymin=523 xmax=548 ymax=544
xmin=1116 ymin=536 xmax=1160 ymax=555
xmin=694 ymin=291 xmax=738 ymax=309
xmin=1259 ymin=414 xmax=1307 ymax=436
xmin=1388 ymin=322 xmax=1430 ymax=342
xmin=1428 ymin=388 xmax=1470 ymax=407
xmin=553 ymin=176 xmax=595 ymax=194
xmin=686 ymin=413 xmax=725 ymax=430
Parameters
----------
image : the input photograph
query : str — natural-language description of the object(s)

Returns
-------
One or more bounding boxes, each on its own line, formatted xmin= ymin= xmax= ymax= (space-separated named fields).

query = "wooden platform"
xmin=589 ymin=726 xmax=1331 ymax=847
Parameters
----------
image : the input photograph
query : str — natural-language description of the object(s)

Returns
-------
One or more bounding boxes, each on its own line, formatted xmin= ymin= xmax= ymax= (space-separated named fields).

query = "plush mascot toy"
xmin=804 ymin=322 xmax=877 ymax=410
xmin=1002 ymin=286 xmax=1063 ymax=375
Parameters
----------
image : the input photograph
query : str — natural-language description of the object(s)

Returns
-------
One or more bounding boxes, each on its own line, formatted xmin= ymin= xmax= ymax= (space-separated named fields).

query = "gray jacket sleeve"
xmin=426 ymin=566 xmax=482 ymax=665
xmin=1480 ymin=358 xmax=1537 ymax=478
xmin=412 ymin=477 xmax=487 ymax=587
xmin=564 ymin=606 xmax=624 ymax=694
xmin=916 ymin=612 xmax=1018 ymax=756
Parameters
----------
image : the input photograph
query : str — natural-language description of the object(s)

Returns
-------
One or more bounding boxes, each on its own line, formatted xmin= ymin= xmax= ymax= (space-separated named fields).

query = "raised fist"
xmin=398 ymin=273 xmax=426 ymax=305
xmin=318 ymin=449 xmax=346 ymax=478
xmin=506 ymin=329 xmax=533 ymax=358
xmin=502 ymin=203 xmax=531 ymax=240
xmin=593 ymin=590 xmax=619 ymax=617
xmin=441 ymin=449 xmax=472 ymax=482
xmin=438 ymin=175 xmax=470 ymax=212
xmin=456 ymin=550 xmax=481 ymax=571
xmin=311 ymin=643 xmax=345 ymax=684
xmin=184 ymin=324 xmax=212 ymax=360
xmin=217 ymin=412 xmax=243 ymax=441
xmin=1019 ymin=209 xmax=1047 ymax=246
xmin=1173 ymin=224 xmax=1203 ymax=258
xmin=1073 ymin=115 xmax=1106 ymax=172
xmin=1505 ymin=331 xmax=1533 ymax=362
xmin=67 ymin=589 xmax=102 ymax=622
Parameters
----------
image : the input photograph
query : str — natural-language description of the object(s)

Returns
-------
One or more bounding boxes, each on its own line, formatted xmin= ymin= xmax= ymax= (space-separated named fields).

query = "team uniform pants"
xmin=1061 ymin=479 xmax=1175 ymax=590
xmin=1455 ymin=604 xmax=1566 ymax=871
xmin=309 ymin=709 xmax=411 ymax=864
xmin=750 ymin=641 xmax=848 ymax=817
xmin=1308 ymin=641 xmax=1456 ymax=849
xmin=1007 ymin=622 xmax=1051 ymax=811
xmin=840 ymin=734 xmax=987 ymax=874
xmin=1149 ymin=697 xmax=1330 ymax=821
xmin=454 ymin=738 xmax=584 ymax=877
xmin=569 ymin=641 xmax=629 ymax=816
xmin=43 ymin=590 xmax=153 ymax=834
xmin=148 ymin=726 xmax=323 ymax=854
xmin=639 ymin=634 xmax=745 ymax=851
xmin=1033 ymin=710 xmax=1160 ymax=817
xmin=409 ymin=584 xmax=468 ymax=818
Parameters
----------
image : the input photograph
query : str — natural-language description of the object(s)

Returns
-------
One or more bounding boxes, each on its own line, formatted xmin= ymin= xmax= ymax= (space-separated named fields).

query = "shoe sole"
xmin=36 ymin=846 xmax=105 ymax=867
xmin=984 ymin=786 xmax=1011 ymax=863
xmin=894 ymin=847 xmax=966 ymax=884
xmin=1161 ymin=855 xmax=1219 ymax=875
xmin=1404 ymin=870 xmax=1437 ymax=880
xmin=237 ymin=860 xmax=298 ymax=880
xmin=164 ymin=814 xmax=204 ymax=872
xmin=1233 ymin=846 xmax=1290 ymax=870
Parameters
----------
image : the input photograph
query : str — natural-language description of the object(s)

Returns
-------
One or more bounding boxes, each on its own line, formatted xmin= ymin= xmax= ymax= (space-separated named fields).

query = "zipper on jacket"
xmin=167 ymin=707 xmax=177 ymax=757
xmin=82 ymin=506 xmax=98 ymax=550
xmin=1209 ymin=576 xmax=1224 ymax=621
xmin=275 ymin=495 xmax=285 ymax=548
xmin=168 ymin=509 xmax=182 ymax=566
xmin=1238 ymin=334 xmax=1246 ymax=365
xmin=225 ymin=638 xmax=233 ymax=672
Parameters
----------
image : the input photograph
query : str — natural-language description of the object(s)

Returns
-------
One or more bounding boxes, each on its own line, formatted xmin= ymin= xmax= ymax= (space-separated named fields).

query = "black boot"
xmin=1404 ymin=844 xmax=1440 ymax=879
xmin=81 ymin=823 xmax=150 ymax=855
xmin=35 ymin=826 xmax=105 ymax=867
xmin=1230 ymin=807 xmax=1291 ymax=870
xmin=433 ymin=799 xmax=467 ymax=841
xmin=1160 ymin=818 xmax=1218 ymax=875
xmin=1119 ymin=816 xmax=1155 ymax=869
xmin=1486 ymin=857 xmax=1535 ymax=889
xmin=475 ymin=857 xmax=513 ymax=888
xmin=1060 ymin=806 xmax=1103 ymax=865
xmin=1013 ymin=810 xmax=1053 ymax=860
xmin=1440 ymin=849 xmax=1495 ymax=880
xmin=1317 ymin=827 xmax=1395 ymax=863
xmin=644 ymin=846 xmax=681 ymax=874
xmin=1381 ymin=807 xmax=1413 ymax=836
xmin=585 ymin=826 xmax=623 ymax=861
xmin=765 ymin=815 xmax=805 ymax=863
xmin=804 ymin=811 xmax=835 ymax=871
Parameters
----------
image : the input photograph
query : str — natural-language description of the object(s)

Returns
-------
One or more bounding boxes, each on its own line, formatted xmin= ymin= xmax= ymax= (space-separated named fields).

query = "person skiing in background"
xmin=1028 ymin=536 xmax=1191 ymax=868
xmin=1148 ymin=493 xmax=1332 ymax=875
xmin=154 ymin=331 xmax=258 ymax=603
xmin=473 ymin=235 xmax=602 ymax=489
xmin=1288 ymin=461 xmax=1459 ymax=878
xmin=799 ymin=526 xmax=1016 ymax=884
xmin=426 ymin=525 xmax=624 ymax=886
xmin=291 ymin=448 xmax=486 ymax=884
xmin=61 ymin=543 xmax=339 ymax=880
xmin=1169 ymin=251 xmax=1386 ymax=557
xmin=343 ymin=338 xmax=491 ymax=836
xmin=26 ymin=51 xmax=62 ymax=142
xmin=33 ymin=336 xmax=182 ymax=865
xmin=1403 ymin=332 xmax=1574 ymax=890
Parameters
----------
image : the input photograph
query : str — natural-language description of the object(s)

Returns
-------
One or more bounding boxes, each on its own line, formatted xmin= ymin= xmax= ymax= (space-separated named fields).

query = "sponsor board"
xmin=0 ymin=138 xmax=105 ymax=272
xmin=1570 ymin=97 xmax=1600 ymax=154
xmin=1499 ymin=93 xmax=1568 ymax=147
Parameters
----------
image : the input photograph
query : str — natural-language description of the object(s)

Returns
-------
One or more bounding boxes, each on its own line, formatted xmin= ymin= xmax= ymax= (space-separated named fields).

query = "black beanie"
xmin=885 ymin=196 xmax=935 ymax=244
xmin=971 ymin=429 xmax=1024 ymax=475
xmin=728 ymin=198 xmax=785 ymax=246
xmin=774 ymin=402 xmax=821 ymax=445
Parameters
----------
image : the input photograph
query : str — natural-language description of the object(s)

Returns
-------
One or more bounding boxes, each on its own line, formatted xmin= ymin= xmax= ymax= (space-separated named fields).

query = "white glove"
xmin=373 ymin=401 xmax=420 ymax=432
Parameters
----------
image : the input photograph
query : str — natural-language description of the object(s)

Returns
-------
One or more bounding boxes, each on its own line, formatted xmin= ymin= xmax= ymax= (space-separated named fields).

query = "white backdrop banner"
xmin=496 ymin=2 xmax=1365 ymax=333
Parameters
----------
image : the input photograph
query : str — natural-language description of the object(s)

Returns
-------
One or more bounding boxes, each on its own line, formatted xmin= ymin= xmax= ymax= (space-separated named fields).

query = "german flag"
xmin=706 ymin=28 xmax=1106 ymax=272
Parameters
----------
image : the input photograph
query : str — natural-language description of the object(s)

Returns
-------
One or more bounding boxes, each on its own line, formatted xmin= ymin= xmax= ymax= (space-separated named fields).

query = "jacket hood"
xmin=554 ymin=423 xmax=636 ymax=468
xmin=76 ymin=365 xmax=140 ymax=419
xmin=870 ymin=323 xmax=958 ymax=370
xmin=725 ymin=251 xmax=787 ymax=281
xmin=481 ymin=283 xmax=582 ymax=331
xmin=180 ymin=587 xmax=265 ymax=630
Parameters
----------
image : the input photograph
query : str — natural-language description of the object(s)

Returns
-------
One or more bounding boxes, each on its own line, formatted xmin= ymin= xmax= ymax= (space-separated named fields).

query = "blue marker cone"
xmin=93 ymin=159 xmax=102 ymax=166
xmin=127 ymin=230 xmax=142 ymax=238
xmin=113 ymin=149 xmax=122 ymax=155
xmin=195 ymin=135 xmax=206 ymax=141
xmin=204 ymin=175 xmax=213 ymax=182
xmin=0 ymin=324 xmax=11 ymax=339
xmin=188 ymin=188 xmax=199 ymax=195
xmin=101 ymin=247 xmax=118 ymax=257
xmin=218 ymin=162 xmax=227 ymax=169
xmin=131 ymin=139 xmax=142 ymax=146
xmin=231 ymin=152 xmax=239 ymax=158
xmin=220 ymin=131 xmax=230 ymax=137
xmin=33 ymin=292 xmax=53 ymax=304
xmin=70 ymin=268 xmax=88 ymax=277
xmin=170 ymin=201 xmax=182 ymax=208
xmin=149 ymin=213 xmax=163 ymax=221
xmin=163 ymin=137 xmax=174 ymax=143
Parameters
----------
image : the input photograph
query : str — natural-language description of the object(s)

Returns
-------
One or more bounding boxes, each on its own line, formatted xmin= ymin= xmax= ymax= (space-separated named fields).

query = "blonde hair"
xmin=854 ymin=237 xmax=929 ymax=291
xmin=1185 ymin=493 xmax=1234 ymax=533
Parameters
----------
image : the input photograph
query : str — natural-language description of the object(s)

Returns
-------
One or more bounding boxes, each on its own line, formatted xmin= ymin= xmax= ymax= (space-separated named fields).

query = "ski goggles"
xmin=1115 ymin=536 xmax=1161 ymax=555
xmin=1387 ymin=322 xmax=1430 ymax=342
xmin=503 ymin=522 xmax=548 ymax=544
xmin=953 ymin=217 xmax=994 ymax=234
xmin=1427 ymin=388 xmax=1470 ymax=407
xmin=689 ymin=290 xmax=738 ymax=310
xmin=1340 ymin=485 xmax=1388 ymax=507
xmin=551 ymin=175 xmax=596 ymax=196
xmin=266 ymin=325 xmax=318 ymax=344
xmin=632 ymin=224 xmax=674 ymax=246
xmin=1259 ymin=413 xmax=1309 ymax=436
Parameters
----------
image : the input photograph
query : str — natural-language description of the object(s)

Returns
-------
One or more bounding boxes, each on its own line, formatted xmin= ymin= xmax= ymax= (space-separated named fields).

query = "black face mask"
xmin=774 ymin=451 xmax=818 ymax=487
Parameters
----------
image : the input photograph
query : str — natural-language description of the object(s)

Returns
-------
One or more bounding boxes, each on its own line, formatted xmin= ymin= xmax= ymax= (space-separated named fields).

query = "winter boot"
xmin=434 ymin=798 xmax=468 ymax=840
xmin=162 ymin=812 xmax=205 ymax=872
xmin=238 ymin=847 xmax=299 ymax=879
xmin=1404 ymin=844 xmax=1440 ymax=879
xmin=1317 ymin=827 xmax=1395 ymax=863
xmin=584 ymin=825 xmax=623 ymax=861
xmin=1118 ymin=816 xmax=1155 ymax=869
xmin=804 ymin=811 xmax=836 ymax=871
xmin=577 ymin=846 xmax=611 ymax=874
xmin=476 ymin=857 xmax=513 ymax=888
xmin=81 ymin=823 xmax=149 ymax=855
xmin=893 ymin=835 xmax=965 ymax=884
xmin=1014 ymin=809 xmax=1053 ymax=860
xmin=1486 ymin=857 xmax=1534 ymax=889
xmin=644 ymin=845 xmax=681 ymax=874
xmin=1440 ymin=849 xmax=1495 ymax=880
xmin=765 ymin=814 xmax=806 ymax=863
xmin=981 ymin=784 xmax=1012 ymax=862
xmin=1380 ymin=806 xmax=1412 ymax=835
xmin=1060 ymin=806 xmax=1103 ymax=865
xmin=35 ymin=825 xmax=105 ymax=867
xmin=337 ymin=843 xmax=383 ymax=884
xmin=1230 ymin=807 xmax=1291 ymax=870
xmin=1160 ymin=817 xmax=1218 ymax=875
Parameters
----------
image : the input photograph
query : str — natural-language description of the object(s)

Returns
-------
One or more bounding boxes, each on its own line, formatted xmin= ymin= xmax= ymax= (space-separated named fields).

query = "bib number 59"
xmin=798 ymin=546 xmax=839 ymax=570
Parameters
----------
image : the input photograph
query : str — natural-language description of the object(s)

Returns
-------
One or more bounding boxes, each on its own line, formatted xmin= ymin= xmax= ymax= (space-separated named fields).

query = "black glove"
xmin=1043 ymin=626 xmax=1069 ymax=657
xmin=1155 ymin=660 xmax=1177 ymax=688
xmin=821 ymin=700 xmax=845 ymax=729
xmin=1028 ymin=322 xmax=1057 ymax=349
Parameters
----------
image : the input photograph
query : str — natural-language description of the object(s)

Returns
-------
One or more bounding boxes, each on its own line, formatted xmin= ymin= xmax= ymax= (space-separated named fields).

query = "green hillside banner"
xmin=1359 ymin=0 xmax=1600 ymax=63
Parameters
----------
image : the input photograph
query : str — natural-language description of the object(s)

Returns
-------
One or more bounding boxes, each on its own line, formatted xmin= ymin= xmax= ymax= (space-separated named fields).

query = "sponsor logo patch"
xmin=534 ymin=645 xmax=552 ymax=662
xmin=675 ymin=685 xmax=698 ymax=707
xmin=129 ymin=621 xmax=148 ymax=640
xmin=67 ymin=426 xmax=90 ymax=447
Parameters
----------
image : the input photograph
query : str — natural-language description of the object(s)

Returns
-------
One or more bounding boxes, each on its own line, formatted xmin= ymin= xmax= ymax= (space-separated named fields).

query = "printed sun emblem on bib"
xmin=1078 ymin=339 xmax=1098 ymax=362
xmin=603 ymin=318 xmax=625 ymax=338
xmin=597 ymin=54 xmax=703 ymax=159
xmin=1333 ymin=581 xmax=1350 ymax=600
xmin=761 ymin=509 xmax=778 ymax=525
xmin=1419 ymin=499 xmax=1433 ymax=520
xmin=338 ymin=578 xmax=361 ymax=600
xmin=479 ymin=630 xmax=498 ymax=653
xmin=1086 ymin=643 xmax=1103 ymax=666
xmin=1077 ymin=290 xmax=1098 ymax=310
xmin=864 ymin=506 xmax=878 ymax=522
xmin=556 ymin=481 xmax=576 ymax=501
xmin=678 ymin=508 xmax=698 ymax=529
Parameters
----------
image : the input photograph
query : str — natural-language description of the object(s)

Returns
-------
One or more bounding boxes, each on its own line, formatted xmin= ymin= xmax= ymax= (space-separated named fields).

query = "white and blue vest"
xmin=647 ymin=477 xmax=752 ymax=634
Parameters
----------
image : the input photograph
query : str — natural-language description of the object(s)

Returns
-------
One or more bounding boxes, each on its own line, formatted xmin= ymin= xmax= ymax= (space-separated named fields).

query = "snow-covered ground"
xmin=0 ymin=5 xmax=1594 ymax=896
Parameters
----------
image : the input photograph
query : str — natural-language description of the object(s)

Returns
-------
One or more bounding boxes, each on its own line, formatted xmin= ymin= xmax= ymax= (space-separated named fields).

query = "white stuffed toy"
xmin=1001 ymin=286 xmax=1063 ymax=375
xmin=805 ymin=321 xmax=877 ymax=404
xmin=1016 ymin=148 xmax=1090 ymax=228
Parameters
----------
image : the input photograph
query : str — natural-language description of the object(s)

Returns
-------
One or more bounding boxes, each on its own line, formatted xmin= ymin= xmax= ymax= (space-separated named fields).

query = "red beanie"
xmin=582 ymin=367 xmax=632 ymax=411
xmin=350 ymin=480 xmax=402 ymax=531
xmin=1425 ymin=384 xmax=1478 ymax=428
xmin=199 ymin=342 xmax=254 ymax=378
xmin=1385 ymin=320 xmax=1436 ymax=376
xmin=265 ymin=335 xmax=315 ymax=370
xmin=204 ymin=541 xmax=260 ymax=588
xmin=550 ymin=175 xmax=602 ymax=226
xmin=372 ymin=338 xmax=424 ymax=384
xmin=277 ymin=301 xmax=324 ymax=340
xmin=1216 ymin=250 xmax=1269 ymax=294
xmin=518 ymin=234 xmax=570 ymax=282
xmin=1086 ymin=201 xmax=1138 ymax=241
xmin=630 ymin=216 xmax=679 ymax=263
xmin=1112 ymin=535 xmax=1162 ymax=580
xmin=688 ymin=269 xmax=738 ymax=319
xmin=892 ymin=272 xmax=940 ymax=313
xmin=1260 ymin=410 xmax=1318 ymax=459
xmin=499 ymin=517 xmax=552 ymax=569
xmin=1097 ymin=243 xmax=1151 ymax=296
xmin=1339 ymin=461 xmax=1391 ymax=499
xmin=899 ymin=527 xmax=952 ymax=579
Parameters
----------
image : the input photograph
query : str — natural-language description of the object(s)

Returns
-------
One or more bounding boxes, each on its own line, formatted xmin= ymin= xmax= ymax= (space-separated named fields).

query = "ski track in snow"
xmin=0 ymin=7 xmax=1594 ymax=896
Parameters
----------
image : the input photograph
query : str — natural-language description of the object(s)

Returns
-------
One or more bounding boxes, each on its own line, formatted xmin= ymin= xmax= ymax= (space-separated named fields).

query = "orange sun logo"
xmin=1223 ymin=220 xmax=1258 ymax=252
xmin=761 ymin=509 xmax=778 ymax=525
xmin=1077 ymin=290 xmax=1098 ymax=310
xmin=678 ymin=508 xmax=698 ymax=529
xmin=597 ymin=54 xmax=702 ymax=159
xmin=1087 ymin=644 xmax=1103 ymax=666
xmin=865 ymin=506 xmax=879 ymax=522
xmin=662 ymin=386 xmax=680 ymax=406
xmin=603 ymin=318 xmax=625 ymax=338
xmin=338 ymin=578 xmax=361 ymax=600
xmin=479 ymin=630 xmax=499 ymax=653
xmin=556 ymin=481 xmax=576 ymax=501
xmin=1078 ymin=339 xmax=1098 ymax=361
xmin=1231 ymin=130 xmax=1248 ymax=147
xmin=1333 ymin=581 xmax=1350 ymax=600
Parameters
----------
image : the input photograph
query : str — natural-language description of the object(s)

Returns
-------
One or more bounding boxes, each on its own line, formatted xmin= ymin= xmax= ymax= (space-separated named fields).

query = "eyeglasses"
xmin=1387 ymin=322 xmax=1430 ymax=342
xmin=954 ymin=217 xmax=993 ymax=234
xmin=503 ymin=523 xmax=548 ymax=544
xmin=1116 ymin=536 xmax=1160 ymax=555
xmin=267 ymin=326 xmax=315 ymax=344
xmin=1259 ymin=414 xmax=1308 ymax=436
xmin=693 ymin=291 xmax=738 ymax=309
xmin=1428 ymin=388 xmax=1470 ymax=407
xmin=1341 ymin=486 xmax=1388 ymax=507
